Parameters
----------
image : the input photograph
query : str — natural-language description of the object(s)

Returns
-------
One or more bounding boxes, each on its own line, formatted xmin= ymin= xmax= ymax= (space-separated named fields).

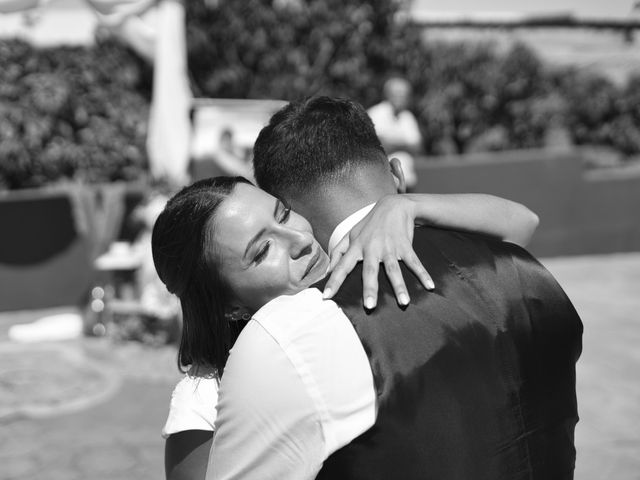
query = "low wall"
xmin=0 ymin=184 xmax=146 ymax=312
xmin=413 ymin=150 xmax=640 ymax=257
xmin=1 ymin=151 xmax=638 ymax=311
xmin=0 ymin=189 xmax=93 ymax=311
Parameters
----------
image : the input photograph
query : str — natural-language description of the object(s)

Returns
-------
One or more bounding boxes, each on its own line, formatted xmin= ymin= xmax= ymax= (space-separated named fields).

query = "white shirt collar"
xmin=327 ymin=203 xmax=376 ymax=256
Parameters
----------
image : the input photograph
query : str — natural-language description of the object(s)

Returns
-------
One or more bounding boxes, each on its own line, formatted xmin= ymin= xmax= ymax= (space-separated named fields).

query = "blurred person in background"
xmin=368 ymin=76 xmax=422 ymax=192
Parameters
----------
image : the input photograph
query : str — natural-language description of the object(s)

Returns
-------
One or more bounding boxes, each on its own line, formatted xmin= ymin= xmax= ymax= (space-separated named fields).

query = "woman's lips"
xmin=302 ymin=250 xmax=321 ymax=280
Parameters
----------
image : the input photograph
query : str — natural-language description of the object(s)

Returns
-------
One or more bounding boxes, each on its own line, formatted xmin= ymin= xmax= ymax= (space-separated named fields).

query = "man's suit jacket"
xmin=315 ymin=226 xmax=583 ymax=480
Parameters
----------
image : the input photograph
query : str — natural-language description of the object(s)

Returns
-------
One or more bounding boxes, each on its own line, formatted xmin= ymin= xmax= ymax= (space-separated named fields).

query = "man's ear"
xmin=389 ymin=157 xmax=406 ymax=194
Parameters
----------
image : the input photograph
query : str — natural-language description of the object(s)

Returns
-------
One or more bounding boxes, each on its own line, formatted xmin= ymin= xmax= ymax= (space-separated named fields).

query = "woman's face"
xmin=210 ymin=183 xmax=329 ymax=312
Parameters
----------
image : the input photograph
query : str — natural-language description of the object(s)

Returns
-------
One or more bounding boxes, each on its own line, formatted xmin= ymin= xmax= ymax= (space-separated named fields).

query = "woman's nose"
xmin=283 ymin=227 xmax=313 ymax=259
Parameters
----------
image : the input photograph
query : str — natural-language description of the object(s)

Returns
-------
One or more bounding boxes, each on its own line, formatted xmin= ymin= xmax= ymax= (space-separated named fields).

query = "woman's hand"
xmin=323 ymin=195 xmax=435 ymax=309
xmin=321 ymin=191 xmax=539 ymax=309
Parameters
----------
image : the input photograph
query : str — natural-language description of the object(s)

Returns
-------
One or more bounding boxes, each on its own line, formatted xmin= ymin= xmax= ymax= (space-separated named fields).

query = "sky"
xmin=411 ymin=0 xmax=637 ymax=20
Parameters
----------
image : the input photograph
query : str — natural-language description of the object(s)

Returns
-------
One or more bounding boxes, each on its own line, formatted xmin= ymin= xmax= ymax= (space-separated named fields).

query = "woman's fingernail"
xmin=399 ymin=293 xmax=410 ymax=305
xmin=322 ymin=288 xmax=332 ymax=299
xmin=364 ymin=297 xmax=376 ymax=309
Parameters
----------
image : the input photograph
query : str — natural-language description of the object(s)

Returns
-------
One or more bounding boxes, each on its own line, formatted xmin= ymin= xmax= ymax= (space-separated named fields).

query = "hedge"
xmin=1 ymin=0 xmax=639 ymax=190
xmin=183 ymin=0 xmax=640 ymax=156
xmin=0 ymin=38 xmax=151 ymax=190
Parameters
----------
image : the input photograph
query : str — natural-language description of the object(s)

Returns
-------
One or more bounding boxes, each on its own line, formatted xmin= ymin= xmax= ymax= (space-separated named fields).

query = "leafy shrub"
xmin=413 ymin=41 xmax=505 ymax=154
xmin=184 ymin=0 xmax=409 ymax=106
xmin=184 ymin=1 xmax=639 ymax=156
xmin=2 ymin=0 xmax=639 ymax=191
xmin=553 ymin=68 xmax=640 ymax=156
xmin=0 ymin=38 xmax=151 ymax=189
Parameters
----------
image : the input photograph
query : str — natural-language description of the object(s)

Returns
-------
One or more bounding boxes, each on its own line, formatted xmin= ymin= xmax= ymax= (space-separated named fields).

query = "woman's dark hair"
xmin=151 ymin=176 xmax=251 ymax=376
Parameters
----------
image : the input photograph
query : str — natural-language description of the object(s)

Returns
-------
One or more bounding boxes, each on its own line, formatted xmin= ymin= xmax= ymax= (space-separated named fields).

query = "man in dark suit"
xmin=206 ymin=96 xmax=583 ymax=480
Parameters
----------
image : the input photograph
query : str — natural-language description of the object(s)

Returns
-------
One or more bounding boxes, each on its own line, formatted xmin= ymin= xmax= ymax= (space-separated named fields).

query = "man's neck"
xmin=291 ymin=175 xmax=397 ymax=252
xmin=327 ymin=203 xmax=376 ymax=255
xmin=296 ymin=196 xmax=373 ymax=252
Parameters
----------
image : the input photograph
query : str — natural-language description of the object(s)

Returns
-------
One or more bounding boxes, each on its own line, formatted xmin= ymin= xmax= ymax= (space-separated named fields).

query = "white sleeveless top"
xmin=162 ymin=370 xmax=219 ymax=438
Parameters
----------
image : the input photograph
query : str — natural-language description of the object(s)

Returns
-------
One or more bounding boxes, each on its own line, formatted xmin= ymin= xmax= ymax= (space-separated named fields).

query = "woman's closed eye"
xmin=252 ymin=201 xmax=290 ymax=265
xmin=253 ymin=241 xmax=271 ymax=264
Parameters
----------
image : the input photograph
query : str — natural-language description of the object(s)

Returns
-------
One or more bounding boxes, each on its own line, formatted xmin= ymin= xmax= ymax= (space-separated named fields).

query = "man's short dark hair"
xmin=253 ymin=96 xmax=388 ymax=197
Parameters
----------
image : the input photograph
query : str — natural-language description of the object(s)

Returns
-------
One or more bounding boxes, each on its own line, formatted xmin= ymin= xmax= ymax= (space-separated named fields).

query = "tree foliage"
xmin=184 ymin=1 xmax=640 ymax=156
xmin=2 ymin=0 xmax=639 ymax=189
xmin=0 ymin=38 xmax=151 ymax=189
xmin=185 ymin=0 xmax=410 ymax=106
xmin=555 ymin=69 xmax=640 ymax=155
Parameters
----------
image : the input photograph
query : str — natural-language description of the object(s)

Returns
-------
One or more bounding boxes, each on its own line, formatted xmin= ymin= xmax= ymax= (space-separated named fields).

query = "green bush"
xmin=0 ymin=38 xmax=151 ymax=189
xmin=413 ymin=41 xmax=506 ymax=154
xmin=184 ymin=1 xmax=639 ymax=156
xmin=2 ymin=0 xmax=639 ymax=191
xmin=555 ymin=68 xmax=640 ymax=155
xmin=185 ymin=0 xmax=409 ymax=105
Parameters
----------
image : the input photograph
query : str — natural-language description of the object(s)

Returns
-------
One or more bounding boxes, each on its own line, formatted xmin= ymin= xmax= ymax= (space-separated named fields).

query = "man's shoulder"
xmin=413 ymin=225 xmax=532 ymax=255
xmin=329 ymin=226 xmax=537 ymax=310
xmin=411 ymin=225 xmax=502 ymax=255
xmin=412 ymin=226 xmax=545 ymax=275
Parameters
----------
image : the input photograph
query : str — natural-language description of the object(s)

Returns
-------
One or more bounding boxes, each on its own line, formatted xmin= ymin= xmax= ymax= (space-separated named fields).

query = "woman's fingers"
xmin=379 ymin=247 xmax=435 ymax=308
xmin=325 ymin=229 xmax=435 ymax=309
xmin=382 ymin=255 xmax=410 ymax=306
xmin=323 ymin=248 xmax=361 ymax=300
xmin=328 ymin=235 xmax=350 ymax=272
xmin=402 ymin=249 xmax=435 ymax=291
xmin=362 ymin=258 xmax=380 ymax=309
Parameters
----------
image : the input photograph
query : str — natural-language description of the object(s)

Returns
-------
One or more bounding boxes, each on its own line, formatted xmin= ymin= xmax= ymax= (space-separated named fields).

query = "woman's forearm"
xmin=405 ymin=193 xmax=539 ymax=247
xmin=324 ymin=192 xmax=539 ymax=305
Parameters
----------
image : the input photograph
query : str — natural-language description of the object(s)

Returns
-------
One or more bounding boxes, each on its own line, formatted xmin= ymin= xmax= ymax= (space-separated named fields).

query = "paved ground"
xmin=0 ymin=330 xmax=180 ymax=480
xmin=542 ymin=253 xmax=640 ymax=480
xmin=0 ymin=252 xmax=639 ymax=479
